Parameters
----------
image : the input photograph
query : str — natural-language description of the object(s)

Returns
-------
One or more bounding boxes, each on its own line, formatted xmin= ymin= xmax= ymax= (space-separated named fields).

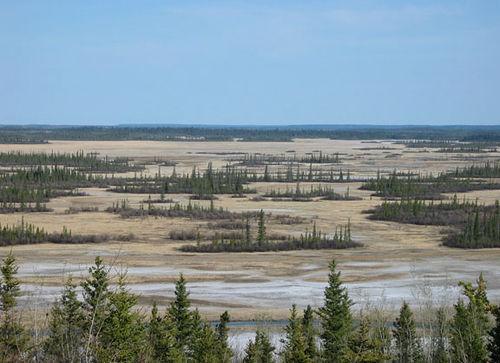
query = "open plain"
xmin=1 ymin=139 xmax=500 ymax=320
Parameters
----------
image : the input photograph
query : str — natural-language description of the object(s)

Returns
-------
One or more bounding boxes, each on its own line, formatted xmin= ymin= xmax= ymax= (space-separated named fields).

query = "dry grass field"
xmin=1 ymin=139 xmax=500 ymax=320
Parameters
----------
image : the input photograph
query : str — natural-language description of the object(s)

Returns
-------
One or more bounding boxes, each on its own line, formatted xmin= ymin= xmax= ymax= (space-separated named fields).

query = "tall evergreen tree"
xmin=301 ymin=305 xmax=317 ymax=361
xmin=44 ymin=278 xmax=85 ymax=363
xmin=347 ymin=315 xmax=387 ymax=363
xmin=450 ymin=274 xmax=490 ymax=363
xmin=189 ymin=309 xmax=219 ymax=362
xmin=81 ymin=256 xmax=111 ymax=362
xmin=281 ymin=304 xmax=311 ymax=363
xmin=257 ymin=209 xmax=266 ymax=245
xmin=393 ymin=302 xmax=422 ymax=363
xmin=489 ymin=305 xmax=500 ymax=363
xmin=243 ymin=330 xmax=275 ymax=363
xmin=167 ymin=273 xmax=194 ymax=353
xmin=148 ymin=302 xmax=183 ymax=362
xmin=317 ymin=259 xmax=352 ymax=363
xmin=96 ymin=275 xmax=146 ymax=362
xmin=0 ymin=252 xmax=28 ymax=361
xmin=216 ymin=310 xmax=232 ymax=362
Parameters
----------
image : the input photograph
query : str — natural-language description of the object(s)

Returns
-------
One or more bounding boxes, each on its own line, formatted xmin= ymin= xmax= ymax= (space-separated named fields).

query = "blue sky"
xmin=1 ymin=1 xmax=499 ymax=125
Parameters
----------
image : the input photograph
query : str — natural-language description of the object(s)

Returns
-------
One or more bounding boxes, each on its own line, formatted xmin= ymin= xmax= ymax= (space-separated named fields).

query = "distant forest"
xmin=1 ymin=125 xmax=500 ymax=143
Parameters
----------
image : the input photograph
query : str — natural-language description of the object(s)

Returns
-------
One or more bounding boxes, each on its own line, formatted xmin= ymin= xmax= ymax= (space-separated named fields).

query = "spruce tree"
xmin=281 ymin=304 xmax=310 ymax=363
xmin=148 ymin=302 xmax=183 ymax=362
xmin=347 ymin=315 xmax=388 ymax=363
xmin=81 ymin=256 xmax=111 ymax=361
xmin=257 ymin=209 xmax=266 ymax=245
xmin=0 ymin=252 xmax=28 ymax=361
xmin=450 ymin=274 xmax=490 ymax=363
xmin=302 ymin=305 xmax=317 ymax=360
xmin=189 ymin=310 xmax=219 ymax=362
xmin=489 ymin=305 xmax=500 ymax=363
xmin=167 ymin=273 xmax=193 ymax=352
xmin=317 ymin=259 xmax=352 ymax=363
xmin=392 ymin=302 xmax=422 ymax=363
xmin=96 ymin=275 xmax=146 ymax=362
xmin=216 ymin=311 xmax=232 ymax=362
xmin=243 ymin=330 xmax=275 ymax=363
xmin=44 ymin=278 xmax=85 ymax=362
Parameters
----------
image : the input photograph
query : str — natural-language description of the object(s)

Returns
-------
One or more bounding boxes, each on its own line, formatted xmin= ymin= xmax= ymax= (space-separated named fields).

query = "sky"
xmin=1 ymin=1 xmax=499 ymax=126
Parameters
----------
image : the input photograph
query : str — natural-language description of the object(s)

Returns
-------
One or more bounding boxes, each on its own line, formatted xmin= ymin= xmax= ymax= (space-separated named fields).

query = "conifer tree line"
xmin=0 ymin=219 xmax=133 ymax=246
xmin=2 ymin=125 xmax=500 ymax=143
xmin=229 ymin=151 xmax=341 ymax=166
xmin=368 ymin=197 xmax=500 ymax=249
xmin=262 ymin=183 xmax=358 ymax=201
xmin=1 ymin=254 xmax=499 ymax=362
xmin=180 ymin=211 xmax=360 ymax=252
xmin=451 ymin=161 xmax=500 ymax=178
xmin=361 ymin=170 xmax=500 ymax=199
xmin=0 ymin=151 xmax=143 ymax=173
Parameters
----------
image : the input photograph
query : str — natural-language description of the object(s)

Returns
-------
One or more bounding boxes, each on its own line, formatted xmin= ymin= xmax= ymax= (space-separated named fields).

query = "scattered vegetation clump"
xmin=109 ymin=163 xmax=256 ymax=195
xmin=262 ymin=183 xmax=359 ymax=201
xmin=451 ymin=161 xmax=500 ymax=178
xmin=180 ymin=212 xmax=359 ymax=252
xmin=368 ymin=195 xmax=500 ymax=249
xmin=107 ymin=199 xmax=253 ymax=221
xmin=0 ymin=219 xmax=133 ymax=246
xmin=367 ymin=195 xmax=480 ymax=226
xmin=0 ymin=151 xmax=144 ymax=173
xmin=361 ymin=170 xmax=500 ymax=199
xmin=444 ymin=202 xmax=500 ymax=248
xmin=64 ymin=206 xmax=99 ymax=214
xmin=229 ymin=151 xmax=341 ymax=166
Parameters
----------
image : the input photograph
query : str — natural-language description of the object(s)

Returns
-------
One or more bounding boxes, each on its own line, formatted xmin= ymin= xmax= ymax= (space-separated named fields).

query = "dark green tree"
xmin=281 ymin=304 xmax=310 ymax=363
xmin=489 ymin=305 xmax=500 ymax=363
xmin=81 ymin=256 xmax=111 ymax=361
xmin=96 ymin=275 xmax=146 ymax=362
xmin=167 ymin=273 xmax=194 ymax=353
xmin=301 ymin=305 xmax=317 ymax=361
xmin=257 ymin=209 xmax=266 ymax=245
xmin=44 ymin=278 xmax=85 ymax=362
xmin=347 ymin=315 xmax=388 ymax=363
xmin=216 ymin=310 xmax=232 ymax=362
xmin=0 ymin=252 xmax=28 ymax=361
xmin=317 ymin=260 xmax=352 ymax=363
xmin=243 ymin=330 xmax=275 ymax=363
xmin=450 ymin=274 xmax=490 ymax=363
xmin=148 ymin=302 xmax=183 ymax=362
xmin=392 ymin=302 xmax=422 ymax=363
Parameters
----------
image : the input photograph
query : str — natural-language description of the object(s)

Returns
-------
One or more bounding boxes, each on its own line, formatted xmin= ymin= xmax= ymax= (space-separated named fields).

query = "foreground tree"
xmin=490 ymin=305 xmax=500 ymax=363
xmin=81 ymin=256 xmax=111 ymax=361
xmin=281 ymin=304 xmax=310 ymax=363
xmin=168 ymin=273 xmax=194 ymax=354
xmin=96 ymin=276 xmax=146 ymax=362
xmin=347 ymin=315 xmax=388 ymax=363
xmin=317 ymin=260 xmax=353 ymax=363
xmin=301 ymin=305 xmax=317 ymax=360
xmin=243 ymin=330 xmax=275 ymax=363
xmin=392 ymin=302 xmax=422 ymax=363
xmin=44 ymin=278 xmax=85 ymax=362
xmin=0 ymin=252 xmax=28 ymax=361
xmin=215 ymin=310 xmax=232 ymax=362
xmin=450 ymin=274 xmax=490 ymax=363
xmin=148 ymin=302 xmax=183 ymax=362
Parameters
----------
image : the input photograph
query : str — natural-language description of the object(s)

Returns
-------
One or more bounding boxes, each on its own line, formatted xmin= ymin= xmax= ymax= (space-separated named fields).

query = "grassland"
xmin=1 ymin=138 xmax=499 ymax=320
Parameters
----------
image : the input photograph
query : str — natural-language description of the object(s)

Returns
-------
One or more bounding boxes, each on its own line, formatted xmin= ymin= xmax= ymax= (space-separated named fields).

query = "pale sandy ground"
xmin=1 ymin=139 xmax=499 ymax=320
